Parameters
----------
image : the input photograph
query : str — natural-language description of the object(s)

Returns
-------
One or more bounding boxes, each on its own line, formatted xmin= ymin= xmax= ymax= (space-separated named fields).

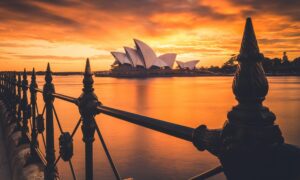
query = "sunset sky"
xmin=0 ymin=0 xmax=299 ymax=71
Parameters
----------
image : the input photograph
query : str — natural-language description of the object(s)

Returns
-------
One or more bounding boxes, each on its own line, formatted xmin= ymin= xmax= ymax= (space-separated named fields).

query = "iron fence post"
xmin=29 ymin=68 xmax=39 ymax=161
xmin=43 ymin=63 xmax=58 ymax=180
xmin=12 ymin=72 xmax=17 ymax=119
xmin=218 ymin=17 xmax=286 ymax=179
xmin=192 ymin=17 xmax=300 ymax=179
xmin=78 ymin=59 xmax=100 ymax=180
xmin=19 ymin=69 xmax=29 ymax=144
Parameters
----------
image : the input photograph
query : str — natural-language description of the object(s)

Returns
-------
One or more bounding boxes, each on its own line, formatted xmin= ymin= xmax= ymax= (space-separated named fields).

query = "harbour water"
xmin=34 ymin=76 xmax=300 ymax=180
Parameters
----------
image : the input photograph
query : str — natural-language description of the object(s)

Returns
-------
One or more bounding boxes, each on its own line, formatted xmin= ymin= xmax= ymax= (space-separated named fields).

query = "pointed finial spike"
xmin=23 ymin=68 xmax=27 ymax=79
xmin=85 ymin=58 xmax=92 ymax=74
xmin=30 ymin=67 xmax=37 ymax=90
xmin=32 ymin=68 xmax=36 ymax=77
xmin=47 ymin=63 xmax=51 ymax=72
xmin=45 ymin=63 xmax=53 ymax=83
xmin=237 ymin=17 xmax=263 ymax=62
xmin=82 ymin=58 xmax=94 ymax=93
xmin=233 ymin=17 xmax=268 ymax=104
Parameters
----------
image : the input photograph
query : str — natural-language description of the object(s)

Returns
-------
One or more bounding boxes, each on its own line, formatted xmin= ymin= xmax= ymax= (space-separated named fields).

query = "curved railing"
xmin=0 ymin=60 xmax=222 ymax=180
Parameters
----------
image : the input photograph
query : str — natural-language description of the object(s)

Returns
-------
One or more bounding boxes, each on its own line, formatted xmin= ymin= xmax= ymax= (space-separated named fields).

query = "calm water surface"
xmin=34 ymin=76 xmax=300 ymax=180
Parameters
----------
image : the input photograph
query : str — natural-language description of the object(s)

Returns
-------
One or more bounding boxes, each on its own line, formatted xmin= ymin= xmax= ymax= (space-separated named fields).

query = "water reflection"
xmin=34 ymin=76 xmax=300 ymax=180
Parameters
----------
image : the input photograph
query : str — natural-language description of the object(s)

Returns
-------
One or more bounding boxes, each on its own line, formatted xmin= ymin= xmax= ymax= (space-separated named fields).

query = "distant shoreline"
xmin=16 ymin=71 xmax=300 ymax=77
xmin=94 ymin=74 xmax=300 ymax=78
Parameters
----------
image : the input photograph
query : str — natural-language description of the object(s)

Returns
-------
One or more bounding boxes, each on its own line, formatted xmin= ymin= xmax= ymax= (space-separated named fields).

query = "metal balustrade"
xmin=0 ymin=59 xmax=222 ymax=180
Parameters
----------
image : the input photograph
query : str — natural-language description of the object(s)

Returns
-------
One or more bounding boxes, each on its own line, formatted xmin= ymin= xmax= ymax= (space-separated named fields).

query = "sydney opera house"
xmin=111 ymin=39 xmax=199 ymax=70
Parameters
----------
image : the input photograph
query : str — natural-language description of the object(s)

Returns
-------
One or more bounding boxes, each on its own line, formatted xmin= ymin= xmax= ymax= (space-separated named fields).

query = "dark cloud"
xmin=259 ymin=38 xmax=300 ymax=44
xmin=0 ymin=0 xmax=236 ymax=37
xmin=89 ymin=0 xmax=234 ymax=20
xmin=37 ymin=0 xmax=79 ymax=6
xmin=284 ymin=32 xmax=300 ymax=37
xmin=0 ymin=0 xmax=79 ymax=26
xmin=233 ymin=0 xmax=300 ymax=21
xmin=0 ymin=0 xmax=298 ymax=30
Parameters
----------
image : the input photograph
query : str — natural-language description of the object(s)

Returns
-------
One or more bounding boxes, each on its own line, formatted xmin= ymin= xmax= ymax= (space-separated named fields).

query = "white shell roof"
xmin=152 ymin=58 xmax=168 ymax=68
xmin=158 ymin=53 xmax=177 ymax=68
xmin=111 ymin=39 xmax=198 ymax=70
xmin=176 ymin=60 xmax=199 ymax=70
xmin=134 ymin=39 xmax=157 ymax=69
xmin=124 ymin=47 xmax=145 ymax=67
xmin=176 ymin=61 xmax=185 ymax=68
xmin=111 ymin=52 xmax=132 ymax=65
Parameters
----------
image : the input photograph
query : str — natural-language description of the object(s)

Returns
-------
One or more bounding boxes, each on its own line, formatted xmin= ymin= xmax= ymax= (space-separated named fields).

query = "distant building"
xmin=111 ymin=39 xmax=199 ymax=70
xmin=176 ymin=60 xmax=200 ymax=70
xmin=282 ymin=52 xmax=289 ymax=63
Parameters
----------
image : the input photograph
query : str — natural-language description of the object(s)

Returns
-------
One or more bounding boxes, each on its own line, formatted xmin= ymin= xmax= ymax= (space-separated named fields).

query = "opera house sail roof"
xmin=153 ymin=58 xmax=168 ymax=67
xmin=124 ymin=47 xmax=145 ymax=67
xmin=158 ymin=53 xmax=177 ymax=68
xmin=134 ymin=39 xmax=157 ymax=69
xmin=111 ymin=52 xmax=131 ymax=65
xmin=176 ymin=60 xmax=199 ymax=70
xmin=111 ymin=39 xmax=199 ymax=70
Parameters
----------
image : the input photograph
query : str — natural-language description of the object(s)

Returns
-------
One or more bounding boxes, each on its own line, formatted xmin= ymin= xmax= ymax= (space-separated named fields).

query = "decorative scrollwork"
xmin=59 ymin=132 xmax=73 ymax=161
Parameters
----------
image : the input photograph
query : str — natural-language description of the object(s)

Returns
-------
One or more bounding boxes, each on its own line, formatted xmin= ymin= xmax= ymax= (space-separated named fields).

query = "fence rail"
xmin=0 ymin=60 xmax=220 ymax=180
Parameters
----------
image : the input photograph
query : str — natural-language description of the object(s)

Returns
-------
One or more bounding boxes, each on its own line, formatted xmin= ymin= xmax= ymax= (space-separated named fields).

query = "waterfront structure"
xmin=158 ymin=53 xmax=177 ymax=69
xmin=124 ymin=47 xmax=144 ymax=67
xmin=176 ymin=60 xmax=200 ymax=70
xmin=111 ymin=39 xmax=198 ymax=70
xmin=111 ymin=52 xmax=132 ymax=66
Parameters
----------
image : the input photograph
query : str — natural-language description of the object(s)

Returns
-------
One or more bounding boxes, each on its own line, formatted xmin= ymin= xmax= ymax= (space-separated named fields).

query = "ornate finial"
xmin=23 ymin=68 xmax=27 ymax=80
xmin=45 ymin=63 xmax=53 ymax=83
xmin=78 ymin=58 xmax=100 ymax=116
xmin=30 ymin=68 xmax=38 ymax=90
xmin=22 ymin=69 xmax=28 ymax=91
xmin=47 ymin=62 xmax=50 ymax=71
xmin=238 ymin=17 xmax=263 ymax=62
xmin=32 ymin=68 xmax=36 ymax=81
xmin=233 ymin=17 xmax=268 ymax=104
xmin=83 ymin=58 xmax=94 ymax=93
xmin=43 ymin=63 xmax=55 ymax=102
xmin=78 ymin=60 xmax=100 ymax=180
xmin=85 ymin=58 xmax=92 ymax=75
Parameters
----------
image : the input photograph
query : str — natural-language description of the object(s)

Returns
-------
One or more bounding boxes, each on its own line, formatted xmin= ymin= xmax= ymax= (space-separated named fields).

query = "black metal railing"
xmin=0 ymin=59 xmax=222 ymax=180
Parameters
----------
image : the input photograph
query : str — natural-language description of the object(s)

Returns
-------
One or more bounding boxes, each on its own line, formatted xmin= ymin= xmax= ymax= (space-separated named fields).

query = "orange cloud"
xmin=0 ymin=0 xmax=299 ymax=71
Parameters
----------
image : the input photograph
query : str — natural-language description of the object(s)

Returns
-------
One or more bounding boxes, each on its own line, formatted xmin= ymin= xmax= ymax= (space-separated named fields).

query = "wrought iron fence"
xmin=0 ymin=60 xmax=221 ymax=180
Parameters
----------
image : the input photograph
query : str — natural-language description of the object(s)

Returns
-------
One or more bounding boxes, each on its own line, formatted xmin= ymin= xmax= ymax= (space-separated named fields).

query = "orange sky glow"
xmin=0 ymin=0 xmax=299 ymax=71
